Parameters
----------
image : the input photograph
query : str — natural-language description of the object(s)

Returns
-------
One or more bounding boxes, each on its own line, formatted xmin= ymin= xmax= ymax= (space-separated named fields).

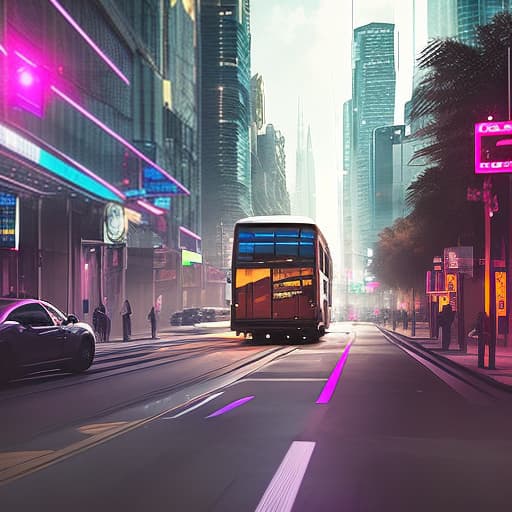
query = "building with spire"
xmin=293 ymin=102 xmax=316 ymax=220
xmin=199 ymin=0 xmax=252 ymax=268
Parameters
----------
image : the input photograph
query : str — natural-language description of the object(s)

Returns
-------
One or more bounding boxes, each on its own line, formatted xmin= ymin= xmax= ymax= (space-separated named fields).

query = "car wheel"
xmin=70 ymin=337 xmax=94 ymax=373
xmin=0 ymin=346 xmax=14 ymax=385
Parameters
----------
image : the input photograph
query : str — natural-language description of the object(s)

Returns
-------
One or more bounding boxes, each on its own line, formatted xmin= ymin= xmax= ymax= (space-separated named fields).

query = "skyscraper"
xmin=428 ymin=0 xmax=457 ymax=39
xmin=293 ymin=102 xmax=316 ymax=220
xmin=200 ymin=0 xmax=252 ymax=267
xmin=352 ymin=23 xmax=396 ymax=267
xmin=458 ymin=0 xmax=510 ymax=45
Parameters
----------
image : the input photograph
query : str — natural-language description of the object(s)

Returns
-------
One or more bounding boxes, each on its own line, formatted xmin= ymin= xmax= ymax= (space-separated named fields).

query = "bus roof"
xmin=235 ymin=215 xmax=316 ymax=226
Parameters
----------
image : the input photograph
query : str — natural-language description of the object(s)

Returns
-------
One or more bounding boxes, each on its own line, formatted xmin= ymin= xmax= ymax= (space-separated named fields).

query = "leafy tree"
xmin=372 ymin=13 xmax=512 ymax=289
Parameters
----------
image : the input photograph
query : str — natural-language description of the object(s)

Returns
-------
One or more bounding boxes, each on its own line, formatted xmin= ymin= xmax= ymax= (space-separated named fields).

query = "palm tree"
xmin=372 ymin=13 xmax=512 ymax=290
xmin=408 ymin=13 xmax=512 ymax=256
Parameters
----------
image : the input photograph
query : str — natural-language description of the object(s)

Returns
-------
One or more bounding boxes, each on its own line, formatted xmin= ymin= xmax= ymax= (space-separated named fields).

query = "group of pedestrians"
xmin=92 ymin=297 xmax=161 ymax=343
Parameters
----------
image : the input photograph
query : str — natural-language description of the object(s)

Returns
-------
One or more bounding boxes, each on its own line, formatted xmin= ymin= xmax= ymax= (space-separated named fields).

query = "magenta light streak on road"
xmin=179 ymin=225 xmax=201 ymax=240
xmin=0 ymin=44 xmax=7 ymax=56
xmin=48 ymin=0 xmax=130 ymax=85
xmin=51 ymin=86 xmax=190 ymax=196
xmin=136 ymin=200 xmax=165 ymax=216
xmin=205 ymin=396 xmax=255 ymax=418
xmin=316 ymin=341 xmax=353 ymax=404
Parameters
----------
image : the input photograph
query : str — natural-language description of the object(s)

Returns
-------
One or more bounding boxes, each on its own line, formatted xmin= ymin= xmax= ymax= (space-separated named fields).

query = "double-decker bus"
xmin=230 ymin=216 xmax=332 ymax=342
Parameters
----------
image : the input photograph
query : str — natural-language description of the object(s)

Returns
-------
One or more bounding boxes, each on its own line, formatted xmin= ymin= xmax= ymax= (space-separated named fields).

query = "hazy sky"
xmin=251 ymin=0 xmax=427 ymax=258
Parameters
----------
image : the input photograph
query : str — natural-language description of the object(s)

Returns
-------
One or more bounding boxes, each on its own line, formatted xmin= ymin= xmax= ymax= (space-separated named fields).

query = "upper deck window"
xmin=236 ymin=226 xmax=315 ymax=262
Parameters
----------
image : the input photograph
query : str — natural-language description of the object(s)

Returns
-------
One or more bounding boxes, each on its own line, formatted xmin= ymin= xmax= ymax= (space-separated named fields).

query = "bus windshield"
xmin=236 ymin=226 xmax=315 ymax=262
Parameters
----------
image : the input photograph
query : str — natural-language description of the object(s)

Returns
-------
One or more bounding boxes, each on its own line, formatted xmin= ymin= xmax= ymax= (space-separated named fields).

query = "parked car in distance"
xmin=170 ymin=310 xmax=183 ymax=326
xmin=0 ymin=298 xmax=96 ymax=384
xmin=200 ymin=307 xmax=230 ymax=322
xmin=181 ymin=307 xmax=203 ymax=325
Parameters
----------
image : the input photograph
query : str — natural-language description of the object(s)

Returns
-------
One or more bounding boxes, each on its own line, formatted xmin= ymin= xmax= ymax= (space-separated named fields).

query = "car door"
xmin=6 ymin=303 xmax=65 ymax=368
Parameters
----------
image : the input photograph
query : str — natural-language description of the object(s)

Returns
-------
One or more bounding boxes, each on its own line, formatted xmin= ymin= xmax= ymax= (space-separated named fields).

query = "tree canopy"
xmin=372 ymin=13 xmax=512 ymax=290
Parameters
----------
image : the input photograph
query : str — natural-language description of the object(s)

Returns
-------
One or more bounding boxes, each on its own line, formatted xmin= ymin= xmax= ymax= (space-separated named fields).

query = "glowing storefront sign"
xmin=0 ymin=124 xmax=124 ymax=202
xmin=475 ymin=122 xmax=512 ymax=174
xmin=182 ymin=249 xmax=202 ymax=266
xmin=0 ymin=192 xmax=19 ymax=250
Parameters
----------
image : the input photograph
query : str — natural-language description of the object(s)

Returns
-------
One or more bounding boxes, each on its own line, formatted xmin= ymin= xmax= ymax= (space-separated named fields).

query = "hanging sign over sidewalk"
xmin=444 ymin=247 xmax=474 ymax=277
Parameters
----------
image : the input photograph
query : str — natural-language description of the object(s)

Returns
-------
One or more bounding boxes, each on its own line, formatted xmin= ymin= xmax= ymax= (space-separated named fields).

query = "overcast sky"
xmin=251 ymin=0 xmax=427 ymax=257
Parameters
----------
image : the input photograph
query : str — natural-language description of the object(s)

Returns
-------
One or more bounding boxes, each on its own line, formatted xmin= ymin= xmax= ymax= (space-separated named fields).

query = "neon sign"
xmin=475 ymin=122 xmax=512 ymax=174
xmin=0 ymin=192 xmax=19 ymax=250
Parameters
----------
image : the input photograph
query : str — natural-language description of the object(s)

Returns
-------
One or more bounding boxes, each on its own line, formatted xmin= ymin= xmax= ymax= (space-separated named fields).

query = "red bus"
xmin=231 ymin=216 xmax=332 ymax=342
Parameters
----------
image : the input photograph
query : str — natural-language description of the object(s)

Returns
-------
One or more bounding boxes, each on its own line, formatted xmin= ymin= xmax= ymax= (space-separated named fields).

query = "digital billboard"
xmin=0 ymin=192 xmax=19 ymax=250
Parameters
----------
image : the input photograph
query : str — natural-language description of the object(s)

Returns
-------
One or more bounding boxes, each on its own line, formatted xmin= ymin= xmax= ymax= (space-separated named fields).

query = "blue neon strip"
xmin=39 ymin=150 xmax=120 ymax=202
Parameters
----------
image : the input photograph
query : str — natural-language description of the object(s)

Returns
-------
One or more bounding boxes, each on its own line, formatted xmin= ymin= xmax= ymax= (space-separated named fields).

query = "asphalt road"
xmin=1 ymin=323 xmax=512 ymax=511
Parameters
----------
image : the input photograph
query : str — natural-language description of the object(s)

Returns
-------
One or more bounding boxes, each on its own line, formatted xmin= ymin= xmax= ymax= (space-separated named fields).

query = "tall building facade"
xmin=293 ymin=103 xmax=316 ymax=220
xmin=352 ymin=23 xmax=396 ymax=272
xmin=458 ymin=0 xmax=510 ymax=45
xmin=428 ymin=0 xmax=457 ymax=39
xmin=0 ymin=0 xmax=193 ymax=334
xmin=254 ymin=124 xmax=290 ymax=216
xmin=200 ymin=0 xmax=252 ymax=268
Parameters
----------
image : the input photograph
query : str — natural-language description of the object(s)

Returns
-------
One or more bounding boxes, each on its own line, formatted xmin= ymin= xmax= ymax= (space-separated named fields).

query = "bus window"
xmin=235 ymin=268 xmax=271 ymax=319
xmin=272 ymin=268 xmax=315 ymax=319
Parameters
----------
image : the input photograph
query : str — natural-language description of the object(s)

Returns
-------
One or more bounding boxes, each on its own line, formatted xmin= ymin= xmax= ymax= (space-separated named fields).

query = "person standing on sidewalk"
xmin=148 ymin=306 xmax=157 ymax=339
xmin=121 ymin=299 xmax=132 ymax=342
xmin=474 ymin=312 xmax=490 ymax=368
xmin=438 ymin=304 xmax=455 ymax=350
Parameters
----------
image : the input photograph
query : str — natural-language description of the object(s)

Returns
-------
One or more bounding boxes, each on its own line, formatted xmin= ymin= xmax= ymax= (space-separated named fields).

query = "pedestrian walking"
xmin=121 ymin=299 xmax=132 ymax=342
xmin=148 ymin=306 xmax=158 ymax=339
xmin=102 ymin=297 xmax=111 ymax=342
xmin=438 ymin=304 xmax=455 ymax=350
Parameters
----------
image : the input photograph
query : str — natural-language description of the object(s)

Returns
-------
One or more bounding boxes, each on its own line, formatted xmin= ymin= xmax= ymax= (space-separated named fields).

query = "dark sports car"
xmin=0 ymin=298 xmax=96 ymax=384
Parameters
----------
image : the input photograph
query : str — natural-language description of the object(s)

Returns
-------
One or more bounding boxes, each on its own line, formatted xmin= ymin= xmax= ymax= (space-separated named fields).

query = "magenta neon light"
xmin=14 ymin=50 xmax=37 ymax=68
xmin=136 ymin=200 xmax=165 ymax=216
xmin=205 ymin=396 xmax=254 ymax=418
xmin=48 ymin=0 xmax=130 ymax=85
xmin=51 ymin=86 xmax=190 ymax=196
xmin=57 ymin=149 xmax=126 ymax=201
xmin=179 ymin=226 xmax=201 ymax=240
xmin=316 ymin=341 xmax=353 ymax=404
xmin=475 ymin=121 xmax=512 ymax=174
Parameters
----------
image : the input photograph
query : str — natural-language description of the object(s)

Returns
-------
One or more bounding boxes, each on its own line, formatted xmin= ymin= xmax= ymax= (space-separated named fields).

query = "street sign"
xmin=475 ymin=121 xmax=512 ymax=174
xmin=443 ymin=247 xmax=474 ymax=277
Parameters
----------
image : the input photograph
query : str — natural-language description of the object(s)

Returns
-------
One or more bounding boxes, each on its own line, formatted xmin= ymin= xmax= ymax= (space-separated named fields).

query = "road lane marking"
xmin=255 ymin=441 xmax=315 ymax=512
xmin=239 ymin=378 xmax=327 ymax=382
xmin=0 ymin=346 xmax=295 ymax=485
xmin=205 ymin=396 xmax=254 ymax=418
xmin=316 ymin=341 xmax=353 ymax=404
xmin=162 ymin=392 xmax=224 ymax=419
xmin=0 ymin=451 xmax=53 ymax=472
xmin=77 ymin=421 xmax=130 ymax=436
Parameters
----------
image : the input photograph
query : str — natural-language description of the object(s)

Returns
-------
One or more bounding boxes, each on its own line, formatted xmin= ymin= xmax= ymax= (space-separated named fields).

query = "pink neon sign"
xmin=475 ymin=121 xmax=512 ymax=174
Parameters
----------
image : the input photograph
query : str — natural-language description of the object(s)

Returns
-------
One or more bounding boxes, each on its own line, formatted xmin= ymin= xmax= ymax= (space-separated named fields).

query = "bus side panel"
xmin=272 ymin=267 xmax=315 ymax=320
xmin=234 ymin=268 xmax=271 ymax=320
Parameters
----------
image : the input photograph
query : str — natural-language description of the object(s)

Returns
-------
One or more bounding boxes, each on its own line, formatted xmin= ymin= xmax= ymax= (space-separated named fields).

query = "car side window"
xmin=43 ymin=303 xmax=66 ymax=325
xmin=6 ymin=304 xmax=54 ymax=327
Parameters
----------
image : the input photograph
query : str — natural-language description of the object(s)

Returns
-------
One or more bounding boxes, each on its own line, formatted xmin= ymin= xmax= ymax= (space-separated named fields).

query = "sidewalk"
xmin=94 ymin=321 xmax=231 ymax=347
xmin=388 ymin=321 xmax=512 ymax=389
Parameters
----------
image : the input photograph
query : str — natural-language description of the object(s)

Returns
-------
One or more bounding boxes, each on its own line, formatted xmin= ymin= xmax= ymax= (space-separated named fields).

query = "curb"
xmin=380 ymin=327 xmax=512 ymax=394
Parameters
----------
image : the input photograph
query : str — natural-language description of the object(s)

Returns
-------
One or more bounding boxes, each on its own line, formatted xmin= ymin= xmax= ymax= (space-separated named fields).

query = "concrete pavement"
xmin=389 ymin=321 xmax=512 ymax=389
